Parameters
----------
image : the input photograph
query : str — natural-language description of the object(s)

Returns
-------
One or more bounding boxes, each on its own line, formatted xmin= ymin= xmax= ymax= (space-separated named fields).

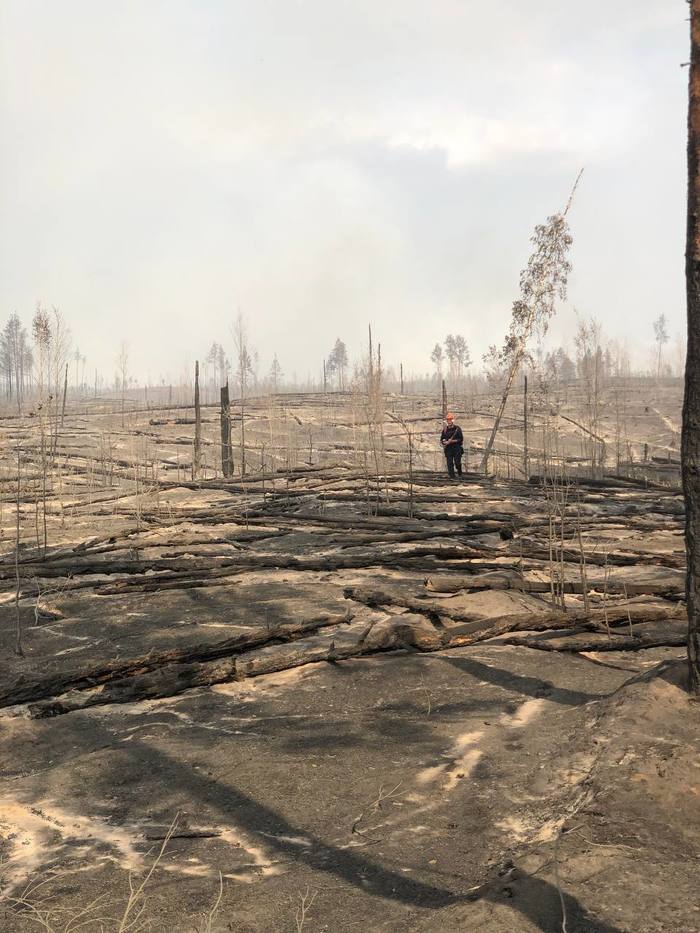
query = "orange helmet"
xmin=446 ymin=412 xmax=454 ymax=422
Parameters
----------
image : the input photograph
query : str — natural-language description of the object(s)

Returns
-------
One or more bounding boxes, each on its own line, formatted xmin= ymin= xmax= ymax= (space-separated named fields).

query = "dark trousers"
xmin=445 ymin=446 xmax=462 ymax=477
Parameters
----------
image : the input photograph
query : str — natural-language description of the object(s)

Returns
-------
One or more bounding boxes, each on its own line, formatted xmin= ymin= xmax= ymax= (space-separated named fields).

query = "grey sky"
xmin=0 ymin=0 xmax=688 ymax=382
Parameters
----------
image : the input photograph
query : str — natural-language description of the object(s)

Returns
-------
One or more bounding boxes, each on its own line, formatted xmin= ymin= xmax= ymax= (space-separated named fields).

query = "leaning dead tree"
xmin=480 ymin=171 xmax=582 ymax=472
xmin=684 ymin=0 xmax=700 ymax=693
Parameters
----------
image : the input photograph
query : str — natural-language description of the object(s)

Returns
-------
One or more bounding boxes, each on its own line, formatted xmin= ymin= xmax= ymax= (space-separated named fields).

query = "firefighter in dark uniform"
xmin=440 ymin=412 xmax=464 ymax=478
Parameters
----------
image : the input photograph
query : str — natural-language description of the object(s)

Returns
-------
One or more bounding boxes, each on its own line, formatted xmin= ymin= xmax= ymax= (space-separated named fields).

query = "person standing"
xmin=440 ymin=413 xmax=464 ymax=478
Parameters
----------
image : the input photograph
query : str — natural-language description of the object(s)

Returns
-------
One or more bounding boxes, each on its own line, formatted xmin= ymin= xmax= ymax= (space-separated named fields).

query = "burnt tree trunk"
xmin=685 ymin=0 xmax=700 ymax=693
xmin=193 ymin=360 xmax=201 ymax=479
xmin=220 ymin=381 xmax=233 ymax=477
xmin=61 ymin=363 xmax=68 ymax=427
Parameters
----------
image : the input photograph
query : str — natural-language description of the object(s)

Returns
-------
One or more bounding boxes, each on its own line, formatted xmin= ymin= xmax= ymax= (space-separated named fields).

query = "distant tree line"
xmin=0 ymin=305 xmax=684 ymax=414
xmin=0 ymin=305 xmax=72 ymax=411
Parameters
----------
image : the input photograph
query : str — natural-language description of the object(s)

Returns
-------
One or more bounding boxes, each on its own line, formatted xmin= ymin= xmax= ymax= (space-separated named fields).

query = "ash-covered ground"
xmin=0 ymin=384 xmax=697 ymax=932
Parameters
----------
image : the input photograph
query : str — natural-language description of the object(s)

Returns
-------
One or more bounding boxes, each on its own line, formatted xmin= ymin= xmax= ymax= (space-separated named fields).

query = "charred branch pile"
xmin=0 ymin=452 xmax=687 ymax=716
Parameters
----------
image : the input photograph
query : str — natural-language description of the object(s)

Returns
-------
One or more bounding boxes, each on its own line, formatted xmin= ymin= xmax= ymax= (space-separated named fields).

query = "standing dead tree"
xmin=684 ymin=0 xmax=700 ymax=693
xmin=49 ymin=307 xmax=71 ymax=459
xmin=60 ymin=363 xmax=68 ymax=427
xmin=14 ymin=441 xmax=23 ymax=656
xmin=193 ymin=360 xmax=202 ymax=479
xmin=220 ymin=381 xmax=233 ymax=477
xmin=575 ymin=315 xmax=605 ymax=474
xmin=32 ymin=304 xmax=51 ymax=399
xmin=118 ymin=341 xmax=129 ymax=430
xmin=363 ymin=325 xmax=389 ymax=511
xmin=523 ymin=374 xmax=529 ymax=479
xmin=233 ymin=313 xmax=253 ymax=476
xmin=480 ymin=172 xmax=581 ymax=472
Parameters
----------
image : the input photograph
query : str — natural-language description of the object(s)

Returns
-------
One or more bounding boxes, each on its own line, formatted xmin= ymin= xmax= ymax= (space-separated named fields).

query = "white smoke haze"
xmin=0 ymin=0 xmax=687 ymax=381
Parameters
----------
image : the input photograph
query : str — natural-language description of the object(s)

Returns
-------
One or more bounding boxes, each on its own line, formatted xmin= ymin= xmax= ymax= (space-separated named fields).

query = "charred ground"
xmin=0 ymin=382 xmax=697 ymax=932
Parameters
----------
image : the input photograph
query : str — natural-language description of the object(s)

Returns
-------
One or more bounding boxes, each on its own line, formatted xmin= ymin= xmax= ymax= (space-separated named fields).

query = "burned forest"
xmin=0 ymin=356 xmax=695 ymax=933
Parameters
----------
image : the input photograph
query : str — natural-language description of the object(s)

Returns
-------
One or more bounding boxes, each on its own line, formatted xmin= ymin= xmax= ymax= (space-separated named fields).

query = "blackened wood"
xmin=193 ymin=360 xmax=202 ymax=479
xmin=220 ymin=381 xmax=233 ymax=477
xmin=685 ymin=1 xmax=700 ymax=691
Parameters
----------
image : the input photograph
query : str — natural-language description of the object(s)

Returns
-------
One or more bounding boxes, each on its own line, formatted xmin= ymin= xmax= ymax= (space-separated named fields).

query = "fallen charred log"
xmin=424 ymin=570 xmax=685 ymax=599
xmin=0 ymin=610 xmax=352 ymax=709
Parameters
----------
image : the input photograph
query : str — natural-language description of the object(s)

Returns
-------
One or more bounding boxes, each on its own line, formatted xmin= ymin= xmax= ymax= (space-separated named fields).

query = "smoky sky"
xmin=0 ymin=0 xmax=688 ymax=381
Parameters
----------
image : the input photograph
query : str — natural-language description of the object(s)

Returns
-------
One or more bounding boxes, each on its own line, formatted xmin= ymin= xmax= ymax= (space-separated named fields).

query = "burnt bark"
xmin=193 ymin=360 xmax=202 ymax=479
xmin=60 ymin=362 xmax=68 ymax=427
xmin=344 ymin=585 xmax=684 ymax=630
xmin=499 ymin=628 xmax=686 ymax=653
xmin=0 ymin=610 xmax=351 ymax=709
xmin=220 ymin=381 xmax=233 ymax=477
xmin=685 ymin=2 xmax=700 ymax=692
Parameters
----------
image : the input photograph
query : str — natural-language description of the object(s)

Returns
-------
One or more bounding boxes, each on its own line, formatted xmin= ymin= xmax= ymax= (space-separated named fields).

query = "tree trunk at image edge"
xmin=683 ymin=0 xmax=700 ymax=693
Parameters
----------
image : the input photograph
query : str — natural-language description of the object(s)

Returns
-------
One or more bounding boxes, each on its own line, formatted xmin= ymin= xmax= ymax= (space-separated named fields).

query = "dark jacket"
xmin=440 ymin=423 xmax=463 ymax=454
